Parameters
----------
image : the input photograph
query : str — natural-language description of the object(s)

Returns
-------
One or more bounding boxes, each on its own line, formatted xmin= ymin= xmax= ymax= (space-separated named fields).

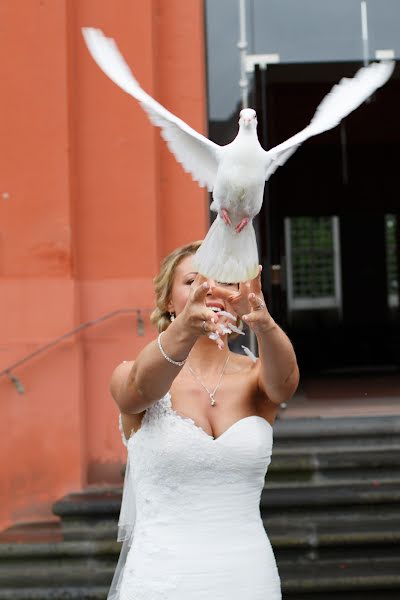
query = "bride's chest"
xmin=170 ymin=378 xmax=257 ymax=439
xmin=131 ymin=392 xmax=273 ymax=486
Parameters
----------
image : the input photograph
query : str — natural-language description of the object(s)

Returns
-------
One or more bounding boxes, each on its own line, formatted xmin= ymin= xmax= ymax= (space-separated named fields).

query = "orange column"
xmin=0 ymin=0 xmax=85 ymax=529
xmin=0 ymin=0 xmax=208 ymax=531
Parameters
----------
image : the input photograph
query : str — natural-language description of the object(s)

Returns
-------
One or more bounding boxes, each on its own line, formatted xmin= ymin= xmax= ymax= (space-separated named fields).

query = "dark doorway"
xmin=254 ymin=61 xmax=400 ymax=375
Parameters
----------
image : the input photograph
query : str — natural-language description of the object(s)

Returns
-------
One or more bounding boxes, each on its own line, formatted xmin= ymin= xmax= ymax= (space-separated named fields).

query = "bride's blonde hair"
xmin=150 ymin=241 xmax=203 ymax=333
xmin=150 ymin=240 xmax=243 ymax=337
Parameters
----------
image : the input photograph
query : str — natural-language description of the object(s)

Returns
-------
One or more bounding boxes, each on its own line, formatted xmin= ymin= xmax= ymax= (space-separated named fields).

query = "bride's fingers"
xmin=239 ymin=280 xmax=251 ymax=293
xmin=192 ymin=280 xmax=212 ymax=303
xmin=211 ymin=284 xmax=240 ymax=303
xmin=249 ymin=265 xmax=263 ymax=294
xmin=247 ymin=292 xmax=266 ymax=311
xmin=193 ymin=272 xmax=207 ymax=284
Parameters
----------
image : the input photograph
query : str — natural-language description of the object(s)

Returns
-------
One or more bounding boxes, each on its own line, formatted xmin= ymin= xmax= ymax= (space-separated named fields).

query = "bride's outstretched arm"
xmin=240 ymin=271 xmax=299 ymax=405
xmin=211 ymin=265 xmax=299 ymax=406
xmin=253 ymin=320 xmax=299 ymax=406
xmin=111 ymin=276 xmax=221 ymax=414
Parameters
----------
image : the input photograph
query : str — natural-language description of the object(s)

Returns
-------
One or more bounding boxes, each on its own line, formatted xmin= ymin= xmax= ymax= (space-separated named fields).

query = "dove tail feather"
xmin=192 ymin=216 xmax=259 ymax=283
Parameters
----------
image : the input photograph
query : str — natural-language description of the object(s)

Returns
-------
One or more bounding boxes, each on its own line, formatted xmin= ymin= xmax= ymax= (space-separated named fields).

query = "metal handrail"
xmin=1 ymin=307 xmax=153 ymax=394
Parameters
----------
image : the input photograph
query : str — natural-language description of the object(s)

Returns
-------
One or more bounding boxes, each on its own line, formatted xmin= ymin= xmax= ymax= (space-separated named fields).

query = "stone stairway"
xmin=0 ymin=415 xmax=399 ymax=599
xmin=267 ymin=415 xmax=400 ymax=598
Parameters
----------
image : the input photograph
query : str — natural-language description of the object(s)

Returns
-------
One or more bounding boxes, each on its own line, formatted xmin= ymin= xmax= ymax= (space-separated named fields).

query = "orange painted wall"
xmin=0 ymin=0 xmax=208 ymax=531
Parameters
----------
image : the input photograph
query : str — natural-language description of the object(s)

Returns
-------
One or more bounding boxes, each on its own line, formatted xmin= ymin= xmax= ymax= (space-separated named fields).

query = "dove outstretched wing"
xmin=82 ymin=27 xmax=221 ymax=192
xmin=264 ymin=60 xmax=395 ymax=181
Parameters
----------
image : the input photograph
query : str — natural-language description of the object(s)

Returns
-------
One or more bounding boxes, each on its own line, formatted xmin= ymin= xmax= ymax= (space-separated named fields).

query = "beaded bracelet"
xmin=157 ymin=331 xmax=187 ymax=367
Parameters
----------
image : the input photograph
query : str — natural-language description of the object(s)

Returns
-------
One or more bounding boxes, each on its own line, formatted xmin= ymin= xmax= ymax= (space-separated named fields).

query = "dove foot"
xmin=235 ymin=217 xmax=249 ymax=233
xmin=220 ymin=208 xmax=232 ymax=226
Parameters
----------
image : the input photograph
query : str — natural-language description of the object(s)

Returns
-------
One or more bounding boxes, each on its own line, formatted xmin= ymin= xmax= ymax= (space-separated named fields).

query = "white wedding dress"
xmin=110 ymin=391 xmax=281 ymax=600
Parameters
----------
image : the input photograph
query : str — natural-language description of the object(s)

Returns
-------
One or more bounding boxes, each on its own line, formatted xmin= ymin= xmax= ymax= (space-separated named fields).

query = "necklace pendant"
xmin=210 ymin=394 xmax=216 ymax=406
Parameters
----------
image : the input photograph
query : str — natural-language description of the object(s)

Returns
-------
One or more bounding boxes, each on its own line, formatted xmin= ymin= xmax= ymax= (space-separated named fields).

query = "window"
xmin=285 ymin=216 xmax=342 ymax=313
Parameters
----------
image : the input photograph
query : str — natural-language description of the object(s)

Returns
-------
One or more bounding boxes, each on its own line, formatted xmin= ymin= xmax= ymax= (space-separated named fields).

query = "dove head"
xmin=239 ymin=108 xmax=257 ymax=130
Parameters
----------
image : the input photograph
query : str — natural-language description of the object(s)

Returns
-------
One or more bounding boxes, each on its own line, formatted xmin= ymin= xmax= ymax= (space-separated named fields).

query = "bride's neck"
xmin=186 ymin=336 xmax=230 ymax=373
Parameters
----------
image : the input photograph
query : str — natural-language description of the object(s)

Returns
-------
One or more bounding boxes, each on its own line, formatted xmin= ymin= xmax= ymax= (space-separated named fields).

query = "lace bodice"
xmin=112 ymin=392 xmax=281 ymax=600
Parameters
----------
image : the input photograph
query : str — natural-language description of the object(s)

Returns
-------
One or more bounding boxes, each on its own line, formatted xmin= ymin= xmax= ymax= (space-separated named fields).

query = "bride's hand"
xmin=178 ymin=274 xmax=225 ymax=348
xmin=211 ymin=266 xmax=275 ymax=335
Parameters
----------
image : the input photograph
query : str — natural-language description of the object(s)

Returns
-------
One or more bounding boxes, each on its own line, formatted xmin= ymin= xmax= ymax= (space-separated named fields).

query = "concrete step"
xmin=0 ymin=588 xmax=107 ymax=600
xmin=0 ymin=540 xmax=117 ymax=560
xmin=273 ymin=415 xmax=400 ymax=450
xmin=56 ymin=477 xmax=400 ymax=517
xmin=53 ymin=489 xmax=121 ymax=519
xmin=261 ymin=478 xmax=400 ymax=509
xmin=279 ymin=555 xmax=400 ymax=593
xmin=0 ymin=588 xmax=399 ymax=600
xmin=264 ymin=503 xmax=400 ymax=524
xmin=284 ymin=593 xmax=400 ymax=600
xmin=0 ymin=560 xmax=114 ymax=588
xmin=0 ymin=521 xmax=62 ymax=544
xmin=0 ymin=541 xmax=116 ymax=589
xmin=267 ymin=518 xmax=400 ymax=549
xmin=52 ymin=489 xmax=120 ymax=541
xmin=0 ymin=541 xmax=399 ymax=592
xmin=268 ymin=522 xmax=400 ymax=563
xmin=270 ymin=446 xmax=400 ymax=477
xmin=0 ymin=552 xmax=399 ymax=596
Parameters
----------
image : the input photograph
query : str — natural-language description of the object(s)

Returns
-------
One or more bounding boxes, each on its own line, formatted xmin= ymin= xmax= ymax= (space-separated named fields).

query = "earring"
xmin=170 ymin=312 xmax=175 ymax=322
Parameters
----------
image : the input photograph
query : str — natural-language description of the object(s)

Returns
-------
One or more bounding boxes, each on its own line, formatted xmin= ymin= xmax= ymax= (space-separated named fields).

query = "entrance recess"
xmin=254 ymin=61 xmax=400 ymax=374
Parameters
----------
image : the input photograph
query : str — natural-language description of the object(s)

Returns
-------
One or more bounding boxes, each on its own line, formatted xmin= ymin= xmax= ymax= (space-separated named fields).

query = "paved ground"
xmin=279 ymin=369 xmax=400 ymax=420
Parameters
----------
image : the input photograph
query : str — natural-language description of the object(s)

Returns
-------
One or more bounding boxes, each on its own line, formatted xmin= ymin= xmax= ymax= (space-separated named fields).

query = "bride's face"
xmin=168 ymin=254 xmax=238 ymax=318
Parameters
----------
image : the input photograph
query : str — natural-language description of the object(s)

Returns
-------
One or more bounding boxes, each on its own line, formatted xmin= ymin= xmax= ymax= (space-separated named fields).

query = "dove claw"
xmin=235 ymin=217 xmax=250 ymax=233
xmin=220 ymin=208 xmax=232 ymax=226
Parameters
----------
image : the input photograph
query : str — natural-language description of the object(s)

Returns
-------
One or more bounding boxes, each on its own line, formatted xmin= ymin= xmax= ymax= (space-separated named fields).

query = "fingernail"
xmin=243 ymin=315 xmax=248 ymax=321
xmin=203 ymin=282 xmax=209 ymax=289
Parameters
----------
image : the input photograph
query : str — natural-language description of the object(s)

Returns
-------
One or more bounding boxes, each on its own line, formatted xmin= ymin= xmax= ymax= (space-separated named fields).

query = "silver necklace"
xmin=187 ymin=354 xmax=230 ymax=406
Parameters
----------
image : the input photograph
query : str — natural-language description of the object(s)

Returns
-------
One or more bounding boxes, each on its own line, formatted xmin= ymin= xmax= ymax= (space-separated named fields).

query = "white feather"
xmin=220 ymin=325 xmax=233 ymax=334
xmin=228 ymin=323 xmax=245 ymax=336
xmin=216 ymin=309 xmax=236 ymax=322
xmin=82 ymin=27 xmax=221 ymax=192
xmin=192 ymin=215 xmax=259 ymax=282
xmin=265 ymin=60 xmax=395 ymax=178
xmin=241 ymin=345 xmax=257 ymax=362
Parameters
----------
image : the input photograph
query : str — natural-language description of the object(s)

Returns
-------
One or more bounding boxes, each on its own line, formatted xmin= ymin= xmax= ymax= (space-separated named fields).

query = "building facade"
xmin=2 ymin=0 xmax=399 ymax=534
xmin=0 ymin=0 xmax=207 ymax=532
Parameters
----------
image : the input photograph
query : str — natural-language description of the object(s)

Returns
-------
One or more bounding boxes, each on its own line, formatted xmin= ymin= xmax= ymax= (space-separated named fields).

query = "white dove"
xmin=82 ymin=27 xmax=394 ymax=283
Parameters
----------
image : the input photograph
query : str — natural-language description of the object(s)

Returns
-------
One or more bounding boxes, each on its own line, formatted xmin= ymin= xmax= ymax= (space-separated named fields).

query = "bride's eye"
xmin=186 ymin=279 xmax=195 ymax=285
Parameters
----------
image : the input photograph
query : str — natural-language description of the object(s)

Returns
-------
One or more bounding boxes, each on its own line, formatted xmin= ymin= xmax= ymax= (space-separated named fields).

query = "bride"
xmin=109 ymin=240 xmax=299 ymax=600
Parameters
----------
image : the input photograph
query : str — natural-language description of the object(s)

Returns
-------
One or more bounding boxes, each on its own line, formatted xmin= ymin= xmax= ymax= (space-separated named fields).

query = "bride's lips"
xmin=206 ymin=303 xmax=224 ymax=311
